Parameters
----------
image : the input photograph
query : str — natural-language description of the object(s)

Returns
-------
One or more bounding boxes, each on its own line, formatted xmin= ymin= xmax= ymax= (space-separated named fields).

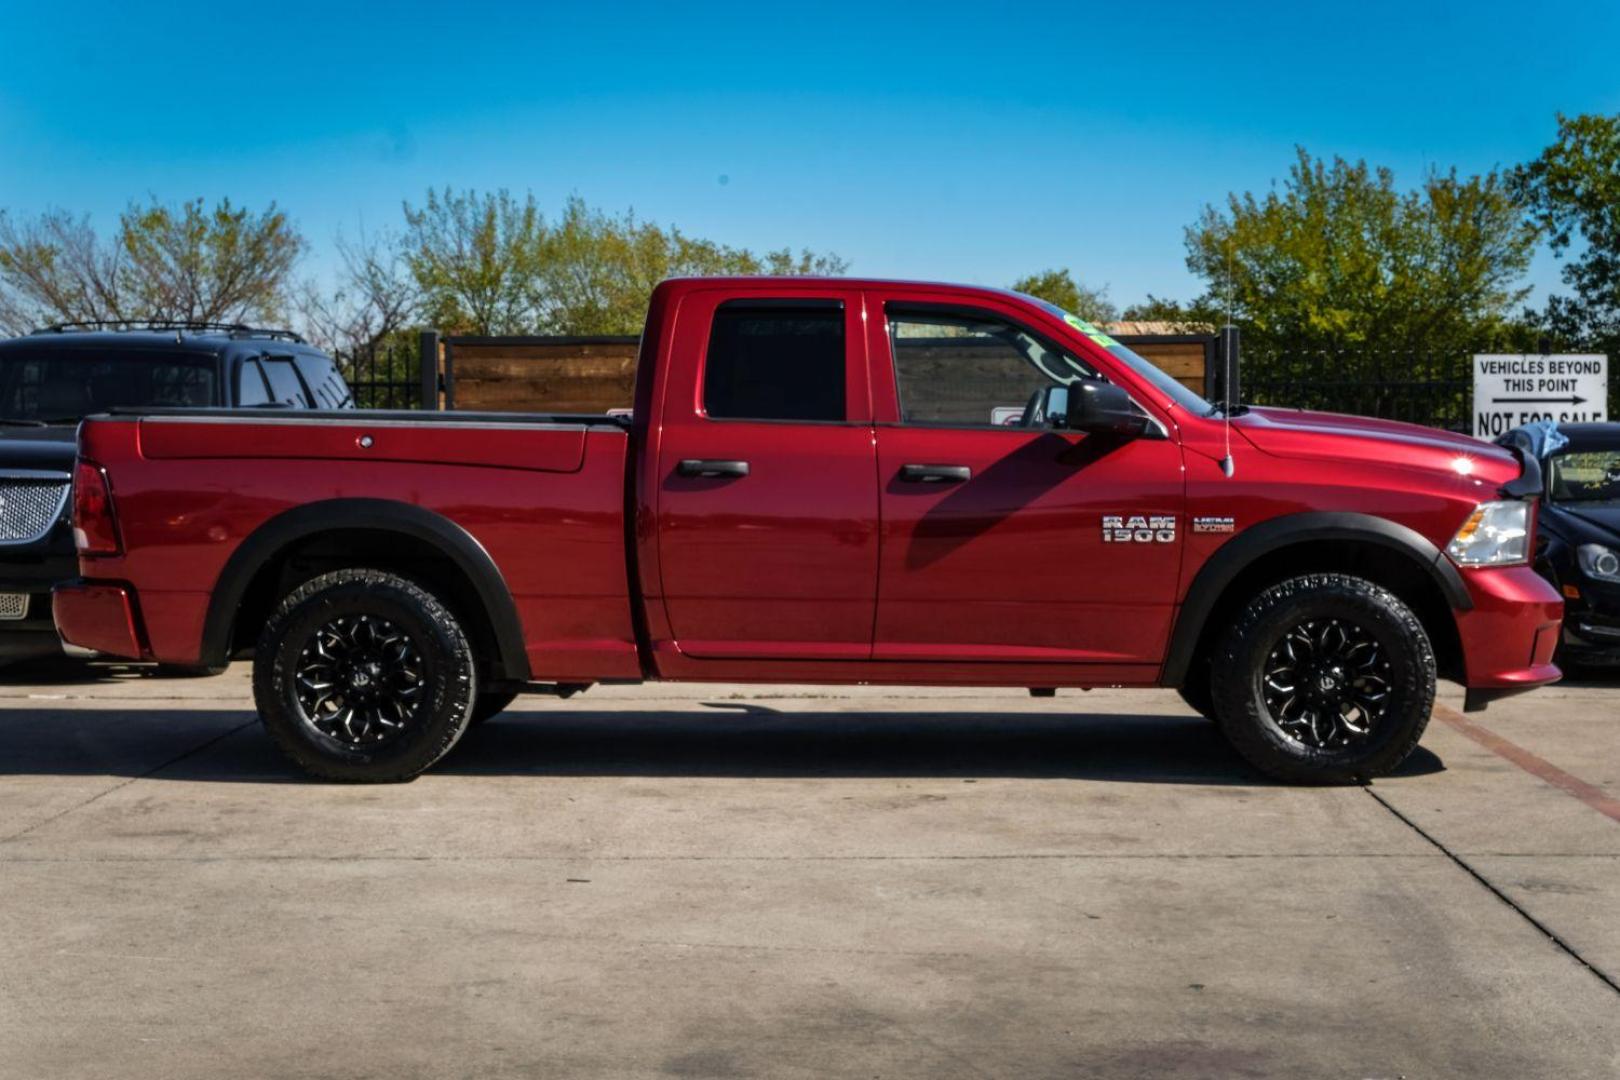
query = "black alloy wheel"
xmin=1260 ymin=617 xmax=1392 ymax=749
xmin=294 ymin=613 xmax=426 ymax=747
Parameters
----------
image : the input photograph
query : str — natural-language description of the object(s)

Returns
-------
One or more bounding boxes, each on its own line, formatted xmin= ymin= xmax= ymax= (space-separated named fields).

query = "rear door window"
xmin=703 ymin=303 xmax=846 ymax=422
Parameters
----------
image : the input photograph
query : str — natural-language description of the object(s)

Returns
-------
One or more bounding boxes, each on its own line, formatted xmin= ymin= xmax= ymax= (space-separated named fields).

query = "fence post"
xmin=418 ymin=330 xmax=440 ymax=410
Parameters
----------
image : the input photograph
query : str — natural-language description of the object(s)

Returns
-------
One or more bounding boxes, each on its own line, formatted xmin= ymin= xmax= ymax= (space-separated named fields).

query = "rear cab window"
xmin=702 ymin=302 xmax=848 ymax=423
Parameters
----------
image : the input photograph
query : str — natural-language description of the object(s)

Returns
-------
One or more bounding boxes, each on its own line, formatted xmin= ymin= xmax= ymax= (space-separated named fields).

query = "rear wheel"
xmin=1211 ymin=573 xmax=1435 ymax=784
xmin=253 ymin=569 xmax=477 ymax=782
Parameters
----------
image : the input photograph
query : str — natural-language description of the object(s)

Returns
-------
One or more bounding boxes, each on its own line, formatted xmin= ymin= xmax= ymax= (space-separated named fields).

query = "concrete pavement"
xmin=2 ymin=664 xmax=1617 ymax=1078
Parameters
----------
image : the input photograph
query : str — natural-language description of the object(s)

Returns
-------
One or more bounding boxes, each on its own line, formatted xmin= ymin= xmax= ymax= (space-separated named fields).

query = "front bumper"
xmin=0 ymin=528 xmax=79 ymax=662
xmin=1561 ymin=615 xmax=1620 ymax=665
xmin=1454 ymin=564 xmax=1563 ymax=708
xmin=52 ymin=581 xmax=146 ymax=660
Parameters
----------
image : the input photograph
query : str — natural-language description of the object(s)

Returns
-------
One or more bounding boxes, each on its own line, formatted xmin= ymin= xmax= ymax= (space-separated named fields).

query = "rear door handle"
xmin=677 ymin=459 xmax=750 ymax=479
xmin=899 ymin=464 xmax=971 ymax=484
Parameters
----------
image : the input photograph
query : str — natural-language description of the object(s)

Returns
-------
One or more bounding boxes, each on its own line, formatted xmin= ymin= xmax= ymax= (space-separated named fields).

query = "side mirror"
xmin=1061 ymin=382 xmax=1149 ymax=437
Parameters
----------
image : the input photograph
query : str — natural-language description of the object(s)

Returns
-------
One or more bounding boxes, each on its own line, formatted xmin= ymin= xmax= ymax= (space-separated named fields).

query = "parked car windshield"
xmin=1548 ymin=449 xmax=1620 ymax=504
xmin=0 ymin=347 xmax=217 ymax=423
xmin=1022 ymin=296 xmax=1212 ymax=415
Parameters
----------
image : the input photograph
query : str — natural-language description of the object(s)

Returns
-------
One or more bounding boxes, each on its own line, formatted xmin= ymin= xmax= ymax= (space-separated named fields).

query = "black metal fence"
xmin=1240 ymin=350 xmax=1476 ymax=432
xmin=334 ymin=342 xmax=422 ymax=410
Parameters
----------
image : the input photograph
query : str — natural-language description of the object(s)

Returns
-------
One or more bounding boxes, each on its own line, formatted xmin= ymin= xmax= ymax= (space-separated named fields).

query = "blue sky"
xmin=2 ymin=0 xmax=1616 ymax=310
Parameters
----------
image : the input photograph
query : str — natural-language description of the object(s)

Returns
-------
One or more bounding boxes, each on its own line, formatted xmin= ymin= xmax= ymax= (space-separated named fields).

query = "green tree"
xmin=400 ymin=188 xmax=547 ymax=335
xmin=1182 ymin=149 xmax=1537 ymax=368
xmin=1009 ymin=268 xmax=1118 ymax=323
xmin=400 ymin=190 xmax=847 ymax=336
xmin=1512 ymin=112 xmax=1620 ymax=360
xmin=0 ymin=197 xmax=304 ymax=333
xmin=539 ymin=196 xmax=846 ymax=334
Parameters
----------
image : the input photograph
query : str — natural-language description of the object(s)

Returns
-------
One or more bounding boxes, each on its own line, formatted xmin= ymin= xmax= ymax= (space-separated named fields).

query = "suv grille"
xmin=0 ymin=477 xmax=70 ymax=543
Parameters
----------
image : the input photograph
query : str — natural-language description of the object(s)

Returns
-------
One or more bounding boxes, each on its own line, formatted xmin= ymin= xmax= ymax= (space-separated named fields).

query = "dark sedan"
xmin=1528 ymin=423 xmax=1620 ymax=667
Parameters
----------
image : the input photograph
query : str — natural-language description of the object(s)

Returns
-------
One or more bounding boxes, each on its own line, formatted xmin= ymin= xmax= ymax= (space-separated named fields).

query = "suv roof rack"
xmin=30 ymin=320 xmax=306 ymax=344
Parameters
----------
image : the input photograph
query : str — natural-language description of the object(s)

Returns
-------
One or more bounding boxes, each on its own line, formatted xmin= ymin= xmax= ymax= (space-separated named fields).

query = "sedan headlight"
xmin=1446 ymin=500 xmax=1530 ymax=566
xmin=1577 ymin=544 xmax=1620 ymax=583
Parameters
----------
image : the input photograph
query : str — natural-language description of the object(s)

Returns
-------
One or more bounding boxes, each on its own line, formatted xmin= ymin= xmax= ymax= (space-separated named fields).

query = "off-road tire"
xmin=470 ymin=690 xmax=520 ymax=725
xmin=1211 ymin=573 xmax=1435 ymax=784
xmin=253 ymin=569 xmax=477 ymax=782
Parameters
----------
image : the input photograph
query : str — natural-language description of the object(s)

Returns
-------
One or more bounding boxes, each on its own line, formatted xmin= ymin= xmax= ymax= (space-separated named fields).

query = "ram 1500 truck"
xmin=55 ymin=278 xmax=1563 ymax=783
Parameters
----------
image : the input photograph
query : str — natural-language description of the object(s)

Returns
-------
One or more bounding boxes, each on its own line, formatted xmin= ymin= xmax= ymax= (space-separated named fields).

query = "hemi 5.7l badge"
xmin=1102 ymin=515 xmax=1176 ymax=543
xmin=1192 ymin=516 xmax=1236 ymax=534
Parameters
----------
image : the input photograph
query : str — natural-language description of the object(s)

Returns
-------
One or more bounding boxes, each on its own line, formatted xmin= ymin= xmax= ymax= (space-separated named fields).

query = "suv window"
xmin=0 ymin=348 xmax=217 ymax=421
xmin=237 ymin=359 xmax=272 ymax=406
xmin=260 ymin=356 xmax=312 ymax=407
xmin=703 ymin=303 xmax=845 ymax=422
xmin=294 ymin=353 xmax=354 ymax=409
xmin=887 ymin=306 xmax=1098 ymax=427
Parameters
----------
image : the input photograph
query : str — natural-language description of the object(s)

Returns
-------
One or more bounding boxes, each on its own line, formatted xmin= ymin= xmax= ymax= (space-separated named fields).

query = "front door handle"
xmin=677 ymin=459 xmax=750 ymax=479
xmin=899 ymin=464 xmax=971 ymax=484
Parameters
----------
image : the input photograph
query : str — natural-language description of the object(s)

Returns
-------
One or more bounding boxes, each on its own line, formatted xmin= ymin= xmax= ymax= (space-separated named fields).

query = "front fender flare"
xmin=1161 ymin=511 xmax=1471 ymax=687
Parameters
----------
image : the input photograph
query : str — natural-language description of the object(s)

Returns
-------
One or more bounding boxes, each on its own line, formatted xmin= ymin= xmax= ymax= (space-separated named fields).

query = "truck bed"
xmin=77 ymin=409 xmax=642 ymax=681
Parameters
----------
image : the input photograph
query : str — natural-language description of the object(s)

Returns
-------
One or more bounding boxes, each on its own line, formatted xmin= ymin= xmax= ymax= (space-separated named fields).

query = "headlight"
xmin=1577 ymin=544 xmax=1620 ymax=583
xmin=1445 ymin=500 xmax=1529 ymax=566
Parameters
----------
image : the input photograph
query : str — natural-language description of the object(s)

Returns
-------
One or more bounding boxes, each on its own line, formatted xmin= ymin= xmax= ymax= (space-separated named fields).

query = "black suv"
xmin=0 ymin=322 xmax=353 ymax=664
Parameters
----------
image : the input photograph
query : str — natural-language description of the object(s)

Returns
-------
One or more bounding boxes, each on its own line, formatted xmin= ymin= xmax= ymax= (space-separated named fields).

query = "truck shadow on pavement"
xmin=0 ymin=705 xmax=1445 ymax=786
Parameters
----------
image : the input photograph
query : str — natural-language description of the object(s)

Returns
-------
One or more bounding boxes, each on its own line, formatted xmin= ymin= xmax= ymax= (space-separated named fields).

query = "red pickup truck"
xmin=55 ymin=278 xmax=1563 ymax=783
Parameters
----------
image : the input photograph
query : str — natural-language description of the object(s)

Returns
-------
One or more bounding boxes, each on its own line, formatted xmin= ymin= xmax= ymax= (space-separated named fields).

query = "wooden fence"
xmin=432 ymin=331 xmax=1217 ymax=414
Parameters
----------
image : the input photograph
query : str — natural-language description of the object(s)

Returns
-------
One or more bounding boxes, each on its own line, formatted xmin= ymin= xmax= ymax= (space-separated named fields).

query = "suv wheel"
xmin=1211 ymin=573 xmax=1435 ymax=784
xmin=253 ymin=569 xmax=476 ymax=782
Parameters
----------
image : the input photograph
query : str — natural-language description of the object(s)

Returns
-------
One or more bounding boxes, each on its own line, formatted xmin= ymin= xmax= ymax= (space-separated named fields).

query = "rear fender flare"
xmin=1162 ymin=511 xmax=1471 ymax=687
xmin=199 ymin=498 xmax=530 ymax=679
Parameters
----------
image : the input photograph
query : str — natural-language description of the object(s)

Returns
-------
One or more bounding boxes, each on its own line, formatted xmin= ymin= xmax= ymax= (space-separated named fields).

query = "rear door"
xmin=652 ymin=288 xmax=877 ymax=659
xmin=867 ymin=290 xmax=1185 ymax=666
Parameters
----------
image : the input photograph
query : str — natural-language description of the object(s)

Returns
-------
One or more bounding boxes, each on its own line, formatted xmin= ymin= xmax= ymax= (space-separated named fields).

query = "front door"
xmin=654 ymin=290 xmax=878 ymax=660
xmin=869 ymin=295 xmax=1185 ymax=667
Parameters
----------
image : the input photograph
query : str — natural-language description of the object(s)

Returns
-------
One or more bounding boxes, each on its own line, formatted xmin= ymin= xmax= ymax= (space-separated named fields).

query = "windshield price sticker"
xmin=1064 ymin=313 xmax=1121 ymax=349
xmin=1473 ymin=354 xmax=1608 ymax=438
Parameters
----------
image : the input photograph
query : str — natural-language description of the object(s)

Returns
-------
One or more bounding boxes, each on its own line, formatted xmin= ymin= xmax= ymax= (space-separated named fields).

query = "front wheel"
xmin=1211 ymin=573 xmax=1435 ymax=784
xmin=253 ymin=569 xmax=477 ymax=782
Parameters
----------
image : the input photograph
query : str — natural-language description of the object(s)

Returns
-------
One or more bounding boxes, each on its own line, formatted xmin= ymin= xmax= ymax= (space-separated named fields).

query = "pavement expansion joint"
xmin=1362 ymin=783 xmax=1620 ymax=1000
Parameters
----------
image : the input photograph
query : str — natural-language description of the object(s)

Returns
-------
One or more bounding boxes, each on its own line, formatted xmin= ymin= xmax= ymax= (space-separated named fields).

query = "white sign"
xmin=1473 ymin=354 xmax=1608 ymax=439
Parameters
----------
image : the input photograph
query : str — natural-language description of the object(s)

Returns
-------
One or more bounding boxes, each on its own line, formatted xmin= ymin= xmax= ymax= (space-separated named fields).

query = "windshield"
xmin=0 ymin=348 xmax=218 ymax=423
xmin=1023 ymin=296 xmax=1213 ymax=415
xmin=1547 ymin=449 xmax=1620 ymax=505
